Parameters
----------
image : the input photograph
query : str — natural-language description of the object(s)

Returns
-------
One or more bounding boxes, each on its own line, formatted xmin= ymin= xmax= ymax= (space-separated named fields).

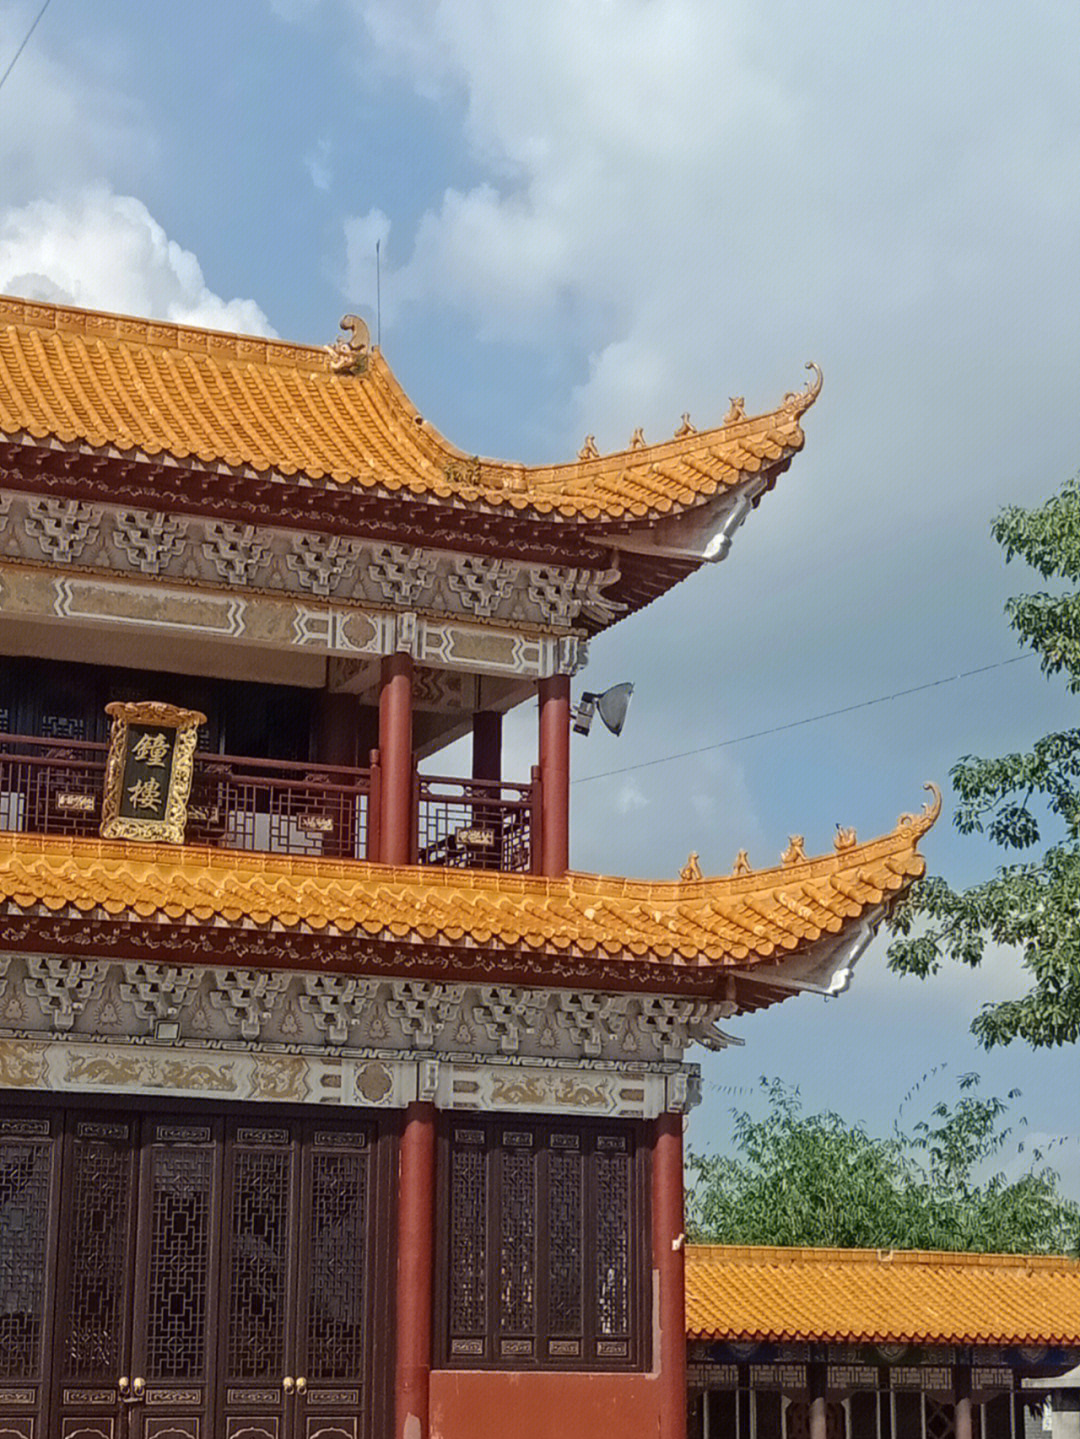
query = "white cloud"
xmin=0 ymin=0 xmax=152 ymax=206
xmin=331 ymin=0 xmax=1080 ymax=473
xmin=305 ymin=134 xmax=334 ymax=192
xmin=616 ymin=780 xmax=648 ymax=815
xmin=0 ymin=190 xmax=275 ymax=334
xmin=337 ymin=0 xmax=794 ymax=437
xmin=342 ymin=207 xmax=391 ymax=322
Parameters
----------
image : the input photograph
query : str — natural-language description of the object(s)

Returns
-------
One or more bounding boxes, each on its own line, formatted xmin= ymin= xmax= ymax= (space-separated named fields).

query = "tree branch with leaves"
xmin=686 ymin=1075 xmax=1079 ymax=1253
xmin=886 ymin=476 xmax=1080 ymax=1046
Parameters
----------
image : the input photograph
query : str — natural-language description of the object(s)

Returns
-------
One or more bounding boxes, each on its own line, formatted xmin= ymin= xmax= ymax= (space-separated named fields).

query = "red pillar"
xmin=379 ymin=652 xmax=414 ymax=865
xmin=538 ymin=674 xmax=570 ymax=876
xmin=472 ymin=710 xmax=502 ymax=783
xmin=395 ymin=1101 xmax=436 ymax=1439
xmin=653 ymin=1110 xmax=687 ymax=1439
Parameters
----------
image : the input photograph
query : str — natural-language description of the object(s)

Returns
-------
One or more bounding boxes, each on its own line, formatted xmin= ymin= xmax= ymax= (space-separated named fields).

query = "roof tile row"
xmin=0 ymin=295 xmax=818 ymax=523
xmin=686 ymin=1245 xmax=1080 ymax=1346
xmin=0 ymin=798 xmax=933 ymax=966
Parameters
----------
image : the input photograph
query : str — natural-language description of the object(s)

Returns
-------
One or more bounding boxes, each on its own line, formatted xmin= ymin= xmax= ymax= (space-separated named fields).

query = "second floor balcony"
xmin=0 ymin=732 xmax=539 ymax=874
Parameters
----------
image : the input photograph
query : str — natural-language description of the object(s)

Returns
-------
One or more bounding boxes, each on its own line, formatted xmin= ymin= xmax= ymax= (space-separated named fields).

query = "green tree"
xmin=686 ymin=1076 xmax=1079 ymax=1254
xmin=887 ymin=476 xmax=1080 ymax=1047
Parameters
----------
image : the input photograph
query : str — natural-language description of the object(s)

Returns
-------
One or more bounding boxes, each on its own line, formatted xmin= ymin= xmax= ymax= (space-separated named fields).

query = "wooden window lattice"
xmin=443 ymin=1118 xmax=643 ymax=1370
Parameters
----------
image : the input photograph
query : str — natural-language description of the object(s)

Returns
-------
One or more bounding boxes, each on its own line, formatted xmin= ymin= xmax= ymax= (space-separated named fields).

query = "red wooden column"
xmin=379 ymin=652 xmax=414 ymax=865
xmin=653 ymin=1110 xmax=687 ymax=1439
xmin=472 ymin=709 xmax=502 ymax=783
xmin=395 ymin=1100 xmax=436 ymax=1439
xmin=538 ymin=674 xmax=570 ymax=875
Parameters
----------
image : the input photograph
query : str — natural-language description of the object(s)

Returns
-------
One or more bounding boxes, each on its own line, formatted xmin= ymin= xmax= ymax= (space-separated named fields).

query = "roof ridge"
xmin=0 ymin=291 xmax=326 ymax=367
xmin=686 ymin=1243 xmax=1080 ymax=1270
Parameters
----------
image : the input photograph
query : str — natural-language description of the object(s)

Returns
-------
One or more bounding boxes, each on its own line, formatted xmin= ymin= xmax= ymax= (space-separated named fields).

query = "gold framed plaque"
xmin=100 ymin=701 xmax=207 ymax=844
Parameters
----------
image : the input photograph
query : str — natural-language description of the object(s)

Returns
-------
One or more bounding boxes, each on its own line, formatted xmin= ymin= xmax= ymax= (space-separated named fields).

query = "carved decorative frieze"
xmin=298 ymin=974 xmax=378 ymax=1045
xmin=556 ymin=991 xmax=629 ymax=1057
xmin=25 ymin=496 xmax=101 ymax=562
xmin=637 ymin=995 xmax=737 ymax=1057
xmin=112 ymin=509 xmax=188 ymax=574
xmin=1 ymin=489 xmax=622 ymax=680
xmin=388 ymin=980 xmax=466 ymax=1048
xmin=286 ymin=533 xmax=363 ymax=596
xmin=0 ymin=1031 xmax=695 ymax=1118
xmin=448 ymin=555 xmax=519 ymax=619
xmin=527 ymin=565 xmax=625 ymax=627
xmin=207 ymin=968 xmax=290 ymax=1040
xmin=23 ymin=957 xmax=106 ymax=1030
xmin=368 ymin=543 xmax=437 ymax=606
xmin=473 ymin=986 xmax=548 ymax=1054
xmin=118 ymin=962 xmax=197 ymax=1028
xmin=202 ymin=521 xmax=274 ymax=584
xmin=0 ymin=953 xmax=732 ymax=1069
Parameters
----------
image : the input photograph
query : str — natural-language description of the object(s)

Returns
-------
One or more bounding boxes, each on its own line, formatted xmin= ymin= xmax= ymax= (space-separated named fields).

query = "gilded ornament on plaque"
xmin=99 ymin=700 xmax=206 ymax=844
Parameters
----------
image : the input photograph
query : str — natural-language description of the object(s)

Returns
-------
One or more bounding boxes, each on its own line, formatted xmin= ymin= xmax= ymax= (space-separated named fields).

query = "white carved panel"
xmin=112 ymin=509 xmax=188 ymax=574
xmin=26 ymin=496 xmax=101 ymax=562
xmin=23 ymin=957 xmax=106 ymax=1030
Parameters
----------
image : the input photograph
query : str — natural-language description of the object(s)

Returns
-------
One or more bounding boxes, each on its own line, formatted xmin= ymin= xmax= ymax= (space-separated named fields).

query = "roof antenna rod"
xmin=376 ymin=239 xmax=382 ymax=350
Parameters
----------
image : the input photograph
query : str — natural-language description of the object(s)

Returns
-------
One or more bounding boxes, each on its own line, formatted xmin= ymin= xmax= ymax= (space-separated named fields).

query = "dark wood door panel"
xmin=52 ymin=1114 xmax=139 ymax=1439
xmin=0 ymin=1110 xmax=63 ymax=1438
xmin=0 ymin=1099 xmax=392 ymax=1439
xmin=219 ymin=1119 xmax=298 ymax=1439
xmin=294 ymin=1123 xmax=373 ymax=1439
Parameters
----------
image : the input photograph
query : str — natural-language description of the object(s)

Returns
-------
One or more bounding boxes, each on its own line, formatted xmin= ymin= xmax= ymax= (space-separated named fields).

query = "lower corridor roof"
xmin=686 ymin=1244 xmax=1080 ymax=1346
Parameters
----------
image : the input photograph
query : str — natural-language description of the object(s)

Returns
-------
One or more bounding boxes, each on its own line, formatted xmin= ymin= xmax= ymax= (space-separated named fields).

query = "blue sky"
xmin=2 ymin=0 xmax=1078 ymax=1193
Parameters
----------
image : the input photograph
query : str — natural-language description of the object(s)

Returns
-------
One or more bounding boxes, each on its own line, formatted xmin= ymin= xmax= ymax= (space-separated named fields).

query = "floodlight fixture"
xmin=572 ymin=682 xmax=634 ymax=737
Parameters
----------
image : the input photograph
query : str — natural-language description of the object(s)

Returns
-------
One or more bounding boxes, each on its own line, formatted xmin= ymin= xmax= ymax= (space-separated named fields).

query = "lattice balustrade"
xmin=1 ymin=732 xmax=535 ymax=872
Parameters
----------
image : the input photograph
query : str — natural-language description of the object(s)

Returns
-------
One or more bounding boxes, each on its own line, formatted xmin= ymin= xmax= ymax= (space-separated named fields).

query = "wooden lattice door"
xmin=0 ymin=1113 xmax=62 ymax=1438
xmin=218 ymin=1117 xmax=375 ymax=1439
xmin=0 ymin=1106 xmax=386 ymax=1439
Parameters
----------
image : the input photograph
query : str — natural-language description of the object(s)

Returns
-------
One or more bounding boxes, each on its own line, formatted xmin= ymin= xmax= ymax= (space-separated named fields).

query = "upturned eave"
xmin=0 ymin=787 xmax=937 ymax=1005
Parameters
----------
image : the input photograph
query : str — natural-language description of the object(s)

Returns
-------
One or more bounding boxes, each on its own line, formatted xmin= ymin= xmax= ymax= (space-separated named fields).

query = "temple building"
xmin=0 ymin=294 xmax=939 ymax=1439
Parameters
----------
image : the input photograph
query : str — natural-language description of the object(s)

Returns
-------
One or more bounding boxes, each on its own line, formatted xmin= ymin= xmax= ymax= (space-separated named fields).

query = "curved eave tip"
xmin=784 ymin=361 xmax=823 ymax=418
xmin=896 ymin=782 xmax=942 ymax=842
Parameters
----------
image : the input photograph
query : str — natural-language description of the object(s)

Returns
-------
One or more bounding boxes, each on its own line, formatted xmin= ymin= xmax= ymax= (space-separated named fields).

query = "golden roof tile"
xmin=0 ymin=295 xmax=819 ymax=524
xmin=686 ymin=1244 xmax=1080 ymax=1346
xmin=0 ymin=792 xmax=935 ymax=974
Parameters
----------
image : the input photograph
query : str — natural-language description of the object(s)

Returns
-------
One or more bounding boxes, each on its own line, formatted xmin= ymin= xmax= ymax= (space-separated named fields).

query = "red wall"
xmin=429 ymin=1370 xmax=664 ymax=1439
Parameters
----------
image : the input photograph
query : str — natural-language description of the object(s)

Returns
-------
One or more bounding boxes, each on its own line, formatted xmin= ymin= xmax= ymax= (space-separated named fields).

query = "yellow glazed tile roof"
xmin=0 ymin=793 xmax=935 ymax=966
xmin=0 ymin=295 xmax=819 ymax=523
xmin=686 ymin=1244 xmax=1080 ymax=1346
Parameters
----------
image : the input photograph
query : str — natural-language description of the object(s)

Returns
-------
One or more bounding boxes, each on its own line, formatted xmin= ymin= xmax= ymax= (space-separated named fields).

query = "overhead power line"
xmin=572 ymin=652 xmax=1035 ymax=785
xmin=0 ymin=0 xmax=52 ymax=96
